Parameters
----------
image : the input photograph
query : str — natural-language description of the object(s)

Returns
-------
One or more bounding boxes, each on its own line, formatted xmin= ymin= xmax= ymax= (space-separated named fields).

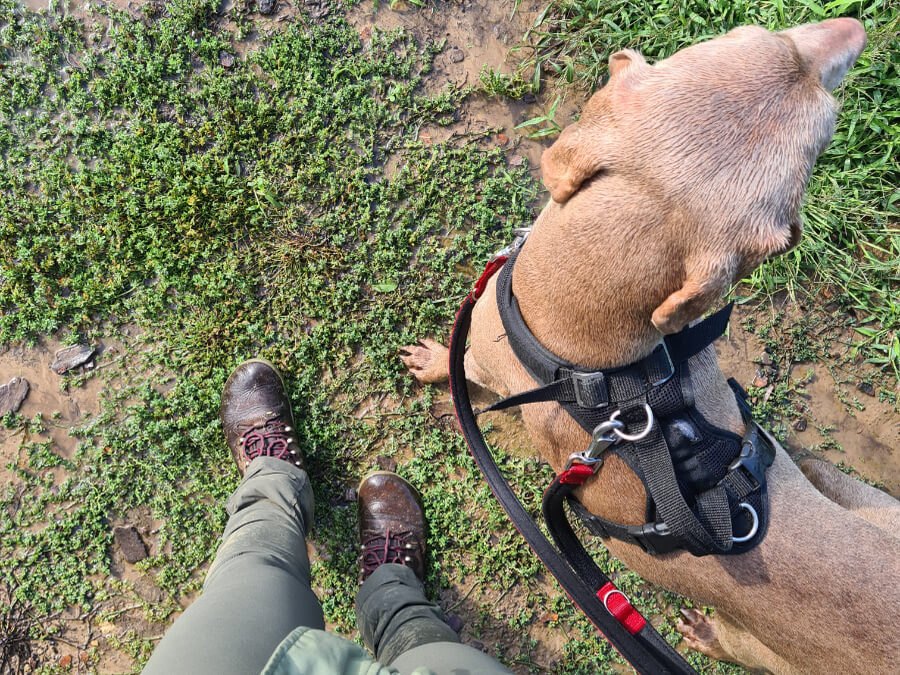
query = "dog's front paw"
xmin=677 ymin=608 xmax=728 ymax=661
xmin=399 ymin=339 xmax=450 ymax=384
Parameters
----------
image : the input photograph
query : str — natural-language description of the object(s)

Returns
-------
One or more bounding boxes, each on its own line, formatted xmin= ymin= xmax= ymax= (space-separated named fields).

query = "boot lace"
xmin=240 ymin=420 xmax=298 ymax=464
xmin=360 ymin=528 xmax=415 ymax=581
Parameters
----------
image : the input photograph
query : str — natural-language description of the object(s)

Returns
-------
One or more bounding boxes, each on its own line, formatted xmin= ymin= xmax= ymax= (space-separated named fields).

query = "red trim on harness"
xmin=472 ymin=256 xmax=508 ymax=300
xmin=558 ymin=464 xmax=595 ymax=485
xmin=598 ymin=582 xmax=647 ymax=635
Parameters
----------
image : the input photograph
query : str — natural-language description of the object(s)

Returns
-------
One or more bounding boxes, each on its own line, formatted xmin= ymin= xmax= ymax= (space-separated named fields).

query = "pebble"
xmin=0 ymin=376 xmax=29 ymax=415
xmin=751 ymin=372 xmax=768 ymax=388
xmin=468 ymin=639 xmax=484 ymax=651
xmin=50 ymin=344 xmax=96 ymax=374
xmin=759 ymin=352 xmax=773 ymax=366
xmin=448 ymin=48 xmax=465 ymax=63
xmin=856 ymin=381 xmax=875 ymax=397
xmin=792 ymin=417 xmax=807 ymax=432
xmin=219 ymin=51 xmax=235 ymax=68
xmin=509 ymin=155 xmax=525 ymax=167
xmin=258 ymin=0 xmax=277 ymax=14
xmin=445 ymin=613 xmax=464 ymax=632
xmin=114 ymin=525 xmax=148 ymax=564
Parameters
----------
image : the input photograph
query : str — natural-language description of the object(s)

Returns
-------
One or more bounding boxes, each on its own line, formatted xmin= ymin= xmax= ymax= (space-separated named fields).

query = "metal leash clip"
xmin=490 ymin=226 xmax=532 ymax=262
xmin=564 ymin=419 xmax=625 ymax=471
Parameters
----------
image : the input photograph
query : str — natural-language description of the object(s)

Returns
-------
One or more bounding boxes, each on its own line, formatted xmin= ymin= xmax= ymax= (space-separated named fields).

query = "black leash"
xmin=448 ymin=258 xmax=697 ymax=675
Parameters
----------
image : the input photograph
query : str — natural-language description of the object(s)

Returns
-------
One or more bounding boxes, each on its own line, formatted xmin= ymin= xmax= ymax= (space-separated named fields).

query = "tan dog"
xmin=401 ymin=18 xmax=900 ymax=674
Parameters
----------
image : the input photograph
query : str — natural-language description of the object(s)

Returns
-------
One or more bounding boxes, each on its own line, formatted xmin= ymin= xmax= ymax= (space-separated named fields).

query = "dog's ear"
xmin=541 ymin=123 xmax=604 ymax=204
xmin=651 ymin=257 xmax=737 ymax=335
xmin=608 ymin=49 xmax=645 ymax=77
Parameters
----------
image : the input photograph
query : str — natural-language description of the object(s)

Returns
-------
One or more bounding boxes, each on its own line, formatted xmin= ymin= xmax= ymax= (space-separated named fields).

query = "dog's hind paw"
xmin=399 ymin=339 xmax=450 ymax=384
xmin=677 ymin=608 xmax=729 ymax=661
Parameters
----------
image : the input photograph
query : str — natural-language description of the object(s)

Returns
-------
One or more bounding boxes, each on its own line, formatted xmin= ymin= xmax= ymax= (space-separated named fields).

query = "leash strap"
xmin=449 ymin=266 xmax=697 ymax=675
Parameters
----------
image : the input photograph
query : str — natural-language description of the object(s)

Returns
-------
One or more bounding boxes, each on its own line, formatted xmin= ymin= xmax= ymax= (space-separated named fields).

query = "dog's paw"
xmin=399 ymin=339 xmax=450 ymax=384
xmin=677 ymin=608 xmax=728 ymax=661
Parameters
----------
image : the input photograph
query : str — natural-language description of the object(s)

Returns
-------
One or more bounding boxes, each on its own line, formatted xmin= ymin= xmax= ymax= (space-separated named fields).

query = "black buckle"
xmin=572 ymin=371 xmax=609 ymax=408
xmin=649 ymin=342 xmax=675 ymax=387
xmin=628 ymin=521 xmax=679 ymax=555
xmin=726 ymin=425 xmax=775 ymax=488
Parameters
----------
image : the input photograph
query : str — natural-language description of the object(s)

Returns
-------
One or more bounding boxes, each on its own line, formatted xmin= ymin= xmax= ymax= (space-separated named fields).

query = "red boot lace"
xmin=360 ymin=528 xmax=415 ymax=581
xmin=240 ymin=420 xmax=297 ymax=464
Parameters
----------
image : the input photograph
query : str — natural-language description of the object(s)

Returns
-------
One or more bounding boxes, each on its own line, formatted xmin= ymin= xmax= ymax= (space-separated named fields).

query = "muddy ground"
xmin=2 ymin=0 xmax=898 ymax=673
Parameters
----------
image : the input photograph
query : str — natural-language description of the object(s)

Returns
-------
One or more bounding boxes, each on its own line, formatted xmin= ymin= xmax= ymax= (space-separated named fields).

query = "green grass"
xmin=503 ymin=0 xmax=900 ymax=379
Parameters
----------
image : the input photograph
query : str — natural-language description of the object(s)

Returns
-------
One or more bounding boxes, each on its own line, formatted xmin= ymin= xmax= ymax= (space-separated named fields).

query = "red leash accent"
xmin=598 ymin=583 xmax=647 ymax=635
xmin=472 ymin=256 xmax=508 ymax=300
xmin=558 ymin=464 xmax=595 ymax=485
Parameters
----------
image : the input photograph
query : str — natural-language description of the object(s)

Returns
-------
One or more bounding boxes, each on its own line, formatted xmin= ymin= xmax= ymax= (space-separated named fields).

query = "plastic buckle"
xmin=627 ymin=521 xmax=679 ymax=555
xmin=572 ymin=371 xmax=609 ymax=408
xmin=649 ymin=342 xmax=675 ymax=387
xmin=727 ymin=425 xmax=774 ymax=488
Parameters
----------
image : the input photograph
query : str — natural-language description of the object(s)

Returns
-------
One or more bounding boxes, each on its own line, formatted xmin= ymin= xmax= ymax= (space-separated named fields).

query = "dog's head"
xmin=541 ymin=19 xmax=866 ymax=334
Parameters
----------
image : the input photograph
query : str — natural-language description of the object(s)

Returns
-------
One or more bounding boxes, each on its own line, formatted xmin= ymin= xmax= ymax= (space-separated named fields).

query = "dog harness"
xmin=488 ymin=247 xmax=774 ymax=556
xmin=448 ymin=231 xmax=775 ymax=674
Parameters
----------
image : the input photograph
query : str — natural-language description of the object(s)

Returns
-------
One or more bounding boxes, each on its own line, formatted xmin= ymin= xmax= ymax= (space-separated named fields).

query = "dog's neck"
xmin=511 ymin=201 xmax=745 ymax=438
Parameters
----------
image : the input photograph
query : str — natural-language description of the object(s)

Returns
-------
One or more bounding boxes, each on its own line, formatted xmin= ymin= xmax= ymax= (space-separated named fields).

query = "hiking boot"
xmin=220 ymin=358 xmax=304 ymax=477
xmin=358 ymin=471 xmax=426 ymax=583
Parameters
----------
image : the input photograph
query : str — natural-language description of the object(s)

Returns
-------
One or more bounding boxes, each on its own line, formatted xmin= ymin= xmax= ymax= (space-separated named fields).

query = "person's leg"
xmin=144 ymin=458 xmax=323 ymax=675
xmin=391 ymin=641 xmax=513 ymax=675
xmin=356 ymin=563 xmax=459 ymax=664
xmin=144 ymin=360 xmax=324 ymax=675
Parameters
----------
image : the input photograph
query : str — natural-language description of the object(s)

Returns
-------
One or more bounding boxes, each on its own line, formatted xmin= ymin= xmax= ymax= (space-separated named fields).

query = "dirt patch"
xmin=716 ymin=302 xmax=900 ymax=496
xmin=0 ymin=339 xmax=104 ymax=486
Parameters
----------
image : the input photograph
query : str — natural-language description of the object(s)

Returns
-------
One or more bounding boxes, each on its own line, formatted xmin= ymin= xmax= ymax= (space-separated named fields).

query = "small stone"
xmin=792 ymin=417 xmax=807 ymax=432
xmin=522 ymin=93 xmax=537 ymax=104
xmin=50 ymin=344 xmax=96 ymax=374
xmin=468 ymin=639 xmax=484 ymax=651
xmin=446 ymin=613 xmax=464 ymax=632
xmin=509 ymin=155 xmax=524 ymax=167
xmin=759 ymin=352 xmax=773 ymax=366
xmin=114 ymin=525 xmax=148 ymax=564
xmin=496 ymin=133 xmax=508 ymax=146
xmin=258 ymin=0 xmax=277 ymax=14
xmin=343 ymin=487 xmax=357 ymax=503
xmin=448 ymin=48 xmax=464 ymax=63
xmin=219 ymin=51 xmax=235 ymax=68
xmin=751 ymin=373 xmax=768 ymax=388
xmin=0 ymin=377 xmax=29 ymax=414
xmin=856 ymin=381 xmax=875 ymax=397
xmin=59 ymin=654 xmax=72 ymax=667
xmin=375 ymin=455 xmax=398 ymax=473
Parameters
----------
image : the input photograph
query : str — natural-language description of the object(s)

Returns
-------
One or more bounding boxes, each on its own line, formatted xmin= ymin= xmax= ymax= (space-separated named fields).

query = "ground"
xmin=0 ymin=1 xmax=897 ymax=673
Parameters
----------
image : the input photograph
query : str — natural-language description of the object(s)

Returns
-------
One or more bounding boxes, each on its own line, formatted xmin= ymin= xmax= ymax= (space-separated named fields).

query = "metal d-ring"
xmin=731 ymin=503 xmax=759 ymax=543
xmin=609 ymin=404 xmax=655 ymax=442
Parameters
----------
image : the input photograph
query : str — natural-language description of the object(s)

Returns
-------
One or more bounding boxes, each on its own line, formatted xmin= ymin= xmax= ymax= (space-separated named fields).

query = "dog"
xmin=400 ymin=18 xmax=900 ymax=674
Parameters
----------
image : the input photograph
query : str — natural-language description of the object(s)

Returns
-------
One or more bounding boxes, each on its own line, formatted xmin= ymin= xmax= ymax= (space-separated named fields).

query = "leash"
xmin=448 ymin=258 xmax=698 ymax=675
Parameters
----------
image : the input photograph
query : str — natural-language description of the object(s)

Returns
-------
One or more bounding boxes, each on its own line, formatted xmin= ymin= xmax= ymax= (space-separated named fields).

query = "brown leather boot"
xmin=358 ymin=471 xmax=426 ymax=583
xmin=220 ymin=358 xmax=304 ymax=476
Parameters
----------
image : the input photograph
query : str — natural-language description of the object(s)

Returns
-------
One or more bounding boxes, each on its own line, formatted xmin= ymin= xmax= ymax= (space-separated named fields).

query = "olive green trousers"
xmin=143 ymin=458 xmax=510 ymax=675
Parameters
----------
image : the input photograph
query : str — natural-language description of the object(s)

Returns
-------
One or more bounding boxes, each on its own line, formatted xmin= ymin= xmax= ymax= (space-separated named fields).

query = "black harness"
xmin=448 ymin=243 xmax=775 ymax=674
